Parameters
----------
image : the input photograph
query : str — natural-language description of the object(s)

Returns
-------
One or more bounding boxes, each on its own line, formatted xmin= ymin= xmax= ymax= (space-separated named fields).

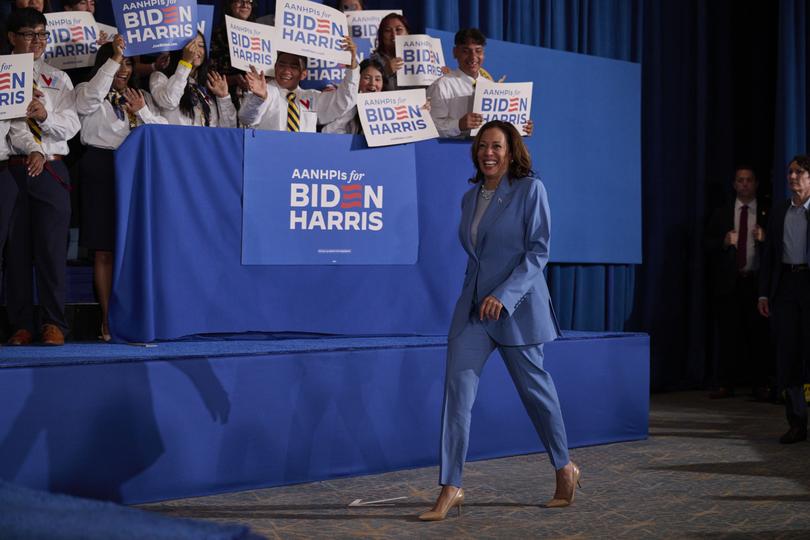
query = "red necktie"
xmin=736 ymin=205 xmax=748 ymax=270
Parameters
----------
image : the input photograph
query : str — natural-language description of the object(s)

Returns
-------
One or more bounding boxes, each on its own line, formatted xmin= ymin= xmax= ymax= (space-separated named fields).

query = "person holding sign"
xmin=74 ymin=35 xmax=167 ymax=341
xmin=419 ymin=120 xmax=579 ymax=521
xmin=321 ymin=57 xmax=383 ymax=134
xmin=210 ymin=0 xmax=256 ymax=111
xmin=5 ymin=8 xmax=80 ymax=346
xmin=369 ymin=12 xmax=409 ymax=91
xmin=428 ymin=28 xmax=533 ymax=139
xmin=239 ymin=37 xmax=359 ymax=133
xmin=149 ymin=33 xmax=236 ymax=127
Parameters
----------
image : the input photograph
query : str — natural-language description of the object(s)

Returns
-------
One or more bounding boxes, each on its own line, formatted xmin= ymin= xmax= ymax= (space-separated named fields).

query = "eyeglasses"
xmin=232 ymin=0 xmax=253 ymax=5
xmin=13 ymin=31 xmax=49 ymax=42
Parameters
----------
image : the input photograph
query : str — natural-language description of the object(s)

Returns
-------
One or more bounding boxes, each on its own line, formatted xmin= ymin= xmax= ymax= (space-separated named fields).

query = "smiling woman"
xmin=209 ymin=0 xmax=257 ymax=113
xmin=149 ymin=32 xmax=237 ymax=127
xmin=370 ymin=13 xmax=410 ymax=91
xmin=418 ymin=119 xmax=581 ymax=521
xmin=74 ymin=35 xmax=169 ymax=342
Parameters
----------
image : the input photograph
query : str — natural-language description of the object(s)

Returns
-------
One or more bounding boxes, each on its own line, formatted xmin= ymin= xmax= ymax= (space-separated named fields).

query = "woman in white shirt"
xmin=150 ymin=32 xmax=236 ymax=128
xmin=74 ymin=34 xmax=168 ymax=341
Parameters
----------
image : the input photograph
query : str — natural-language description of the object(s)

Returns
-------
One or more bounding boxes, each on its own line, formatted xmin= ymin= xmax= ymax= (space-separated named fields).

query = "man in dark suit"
xmin=758 ymin=155 xmax=810 ymax=444
xmin=705 ymin=166 xmax=770 ymax=399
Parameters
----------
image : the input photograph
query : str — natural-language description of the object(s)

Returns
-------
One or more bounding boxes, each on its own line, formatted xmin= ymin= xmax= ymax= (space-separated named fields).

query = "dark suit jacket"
xmin=705 ymin=198 xmax=769 ymax=296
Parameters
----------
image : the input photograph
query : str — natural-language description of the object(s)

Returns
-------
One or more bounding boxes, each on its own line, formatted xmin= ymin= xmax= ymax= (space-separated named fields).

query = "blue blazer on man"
xmin=448 ymin=175 xmax=562 ymax=346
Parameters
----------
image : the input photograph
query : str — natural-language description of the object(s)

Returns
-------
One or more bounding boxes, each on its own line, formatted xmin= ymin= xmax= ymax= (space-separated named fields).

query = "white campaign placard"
xmin=357 ymin=88 xmax=438 ymax=147
xmin=96 ymin=22 xmax=117 ymax=44
xmin=275 ymin=0 xmax=350 ymax=65
xmin=471 ymin=78 xmax=533 ymax=136
xmin=225 ymin=15 xmax=276 ymax=74
xmin=346 ymin=9 xmax=400 ymax=56
xmin=0 ymin=53 xmax=33 ymax=120
xmin=395 ymin=34 xmax=444 ymax=87
xmin=44 ymin=11 xmax=100 ymax=70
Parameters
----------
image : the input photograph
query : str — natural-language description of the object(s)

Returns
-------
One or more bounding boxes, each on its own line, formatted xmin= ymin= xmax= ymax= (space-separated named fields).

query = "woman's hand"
xmin=122 ymin=88 xmax=146 ymax=114
xmin=387 ymin=56 xmax=404 ymax=75
xmin=181 ymin=38 xmax=199 ymax=64
xmin=242 ymin=65 xmax=268 ymax=99
xmin=111 ymin=34 xmax=125 ymax=63
xmin=479 ymin=295 xmax=504 ymax=321
xmin=341 ymin=36 xmax=358 ymax=69
xmin=154 ymin=52 xmax=170 ymax=72
xmin=207 ymin=71 xmax=229 ymax=98
xmin=523 ymin=119 xmax=534 ymax=136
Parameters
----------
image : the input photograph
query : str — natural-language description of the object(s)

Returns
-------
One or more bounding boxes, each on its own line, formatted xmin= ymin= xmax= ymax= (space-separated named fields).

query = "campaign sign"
xmin=197 ymin=4 xmax=214 ymax=51
xmin=346 ymin=10 xmax=400 ymax=57
xmin=96 ymin=22 xmax=118 ymax=44
xmin=395 ymin=34 xmax=444 ymax=87
xmin=275 ymin=0 xmax=351 ymax=65
xmin=301 ymin=57 xmax=342 ymax=89
xmin=114 ymin=0 xmax=198 ymax=56
xmin=44 ymin=12 xmax=99 ymax=70
xmin=0 ymin=54 xmax=33 ymax=120
xmin=471 ymin=78 xmax=533 ymax=136
xmin=357 ymin=88 xmax=438 ymax=147
xmin=242 ymin=131 xmax=418 ymax=265
xmin=226 ymin=15 xmax=275 ymax=73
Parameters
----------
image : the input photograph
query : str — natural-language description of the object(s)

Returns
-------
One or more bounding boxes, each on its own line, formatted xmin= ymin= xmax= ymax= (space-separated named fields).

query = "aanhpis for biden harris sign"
xmin=113 ymin=0 xmax=198 ymax=56
xmin=242 ymin=131 xmax=419 ymax=265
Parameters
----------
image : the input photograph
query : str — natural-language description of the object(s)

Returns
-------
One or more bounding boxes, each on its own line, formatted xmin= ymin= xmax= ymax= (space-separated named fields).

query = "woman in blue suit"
xmin=419 ymin=120 xmax=580 ymax=521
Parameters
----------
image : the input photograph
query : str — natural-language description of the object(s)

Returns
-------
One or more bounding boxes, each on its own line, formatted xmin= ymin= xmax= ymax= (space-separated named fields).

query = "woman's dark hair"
xmin=790 ymin=155 xmax=810 ymax=174
xmin=359 ymin=57 xmax=385 ymax=77
xmin=164 ymin=32 xmax=212 ymax=121
xmin=375 ymin=13 xmax=410 ymax=56
xmin=89 ymin=42 xmax=138 ymax=89
xmin=7 ymin=7 xmax=47 ymax=33
xmin=469 ymin=120 xmax=533 ymax=184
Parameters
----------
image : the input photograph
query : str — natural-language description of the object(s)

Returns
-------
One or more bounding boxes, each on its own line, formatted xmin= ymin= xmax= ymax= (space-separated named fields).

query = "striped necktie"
xmin=286 ymin=92 xmax=300 ymax=132
xmin=28 ymin=81 xmax=43 ymax=144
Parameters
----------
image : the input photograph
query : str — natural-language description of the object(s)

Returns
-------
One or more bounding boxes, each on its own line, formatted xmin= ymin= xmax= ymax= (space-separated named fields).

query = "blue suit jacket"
xmin=448 ymin=175 xmax=562 ymax=346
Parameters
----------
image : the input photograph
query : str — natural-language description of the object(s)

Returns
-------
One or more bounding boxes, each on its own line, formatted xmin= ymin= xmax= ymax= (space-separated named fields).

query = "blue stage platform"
xmin=0 ymin=331 xmax=648 ymax=504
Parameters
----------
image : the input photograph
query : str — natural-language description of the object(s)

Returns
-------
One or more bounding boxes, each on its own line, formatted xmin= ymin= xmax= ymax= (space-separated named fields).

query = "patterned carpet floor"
xmin=138 ymin=391 xmax=810 ymax=539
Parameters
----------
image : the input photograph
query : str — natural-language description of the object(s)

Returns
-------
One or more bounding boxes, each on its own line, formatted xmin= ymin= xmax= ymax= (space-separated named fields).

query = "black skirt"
xmin=79 ymin=146 xmax=116 ymax=251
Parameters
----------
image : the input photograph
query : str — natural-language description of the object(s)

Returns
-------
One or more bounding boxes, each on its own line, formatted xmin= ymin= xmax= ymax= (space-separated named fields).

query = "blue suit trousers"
xmin=439 ymin=316 xmax=570 ymax=487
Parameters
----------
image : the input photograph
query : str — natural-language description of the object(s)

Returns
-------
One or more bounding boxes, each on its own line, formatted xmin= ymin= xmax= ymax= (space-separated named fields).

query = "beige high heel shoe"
xmin=545 ymin=462 xmax=581 ymax=508
xmin=418 ymin=488 xmax=464 ymax=521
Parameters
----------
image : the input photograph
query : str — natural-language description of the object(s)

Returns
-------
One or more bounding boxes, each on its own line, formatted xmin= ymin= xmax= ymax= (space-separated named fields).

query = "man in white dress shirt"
xmin=428 ymin=28 xmax=533 ymax=139
xmin=239 ymin=37 xmax=359 ymax=133
xmin=5 ymin=8 xmax=80 ymax=346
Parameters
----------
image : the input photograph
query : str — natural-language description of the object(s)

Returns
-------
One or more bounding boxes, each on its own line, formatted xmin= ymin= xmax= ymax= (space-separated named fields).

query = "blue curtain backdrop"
xmin=774 ymin=0 xmax=809 ymax=200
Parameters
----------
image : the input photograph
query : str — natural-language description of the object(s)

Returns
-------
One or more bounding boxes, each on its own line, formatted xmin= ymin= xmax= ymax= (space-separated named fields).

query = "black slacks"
xmin=772 ymin=270 xmax=810 ymax=427
xmin=6 ymin=161 xmax=71 ymax=333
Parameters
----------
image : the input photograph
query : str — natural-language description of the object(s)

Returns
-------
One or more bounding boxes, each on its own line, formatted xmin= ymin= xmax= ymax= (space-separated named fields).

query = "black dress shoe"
xmin=779 ymin=427 xmax=807 ymax=444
